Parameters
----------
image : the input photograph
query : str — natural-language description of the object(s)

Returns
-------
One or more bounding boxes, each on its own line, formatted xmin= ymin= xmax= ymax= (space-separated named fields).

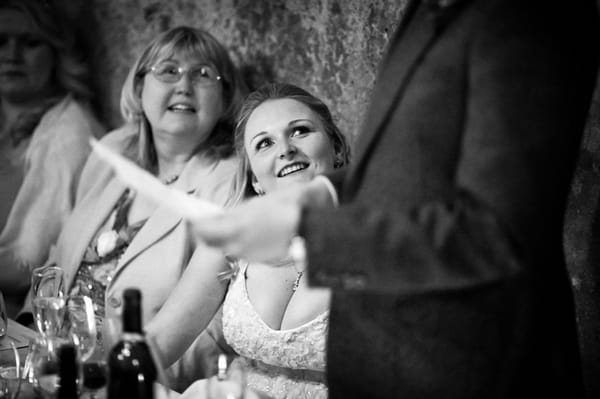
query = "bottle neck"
xmin=122 ymin=302 xmax=142 ymax=333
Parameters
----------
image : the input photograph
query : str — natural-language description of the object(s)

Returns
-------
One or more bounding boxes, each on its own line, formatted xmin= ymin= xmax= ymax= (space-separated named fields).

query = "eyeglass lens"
xmin=151 ymin=62 xmax=221 ymax=86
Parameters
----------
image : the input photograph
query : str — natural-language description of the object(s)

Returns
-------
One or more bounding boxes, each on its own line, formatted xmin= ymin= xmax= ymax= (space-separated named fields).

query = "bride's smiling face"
xmin=244 ymin=98 xmax=337 ymax=194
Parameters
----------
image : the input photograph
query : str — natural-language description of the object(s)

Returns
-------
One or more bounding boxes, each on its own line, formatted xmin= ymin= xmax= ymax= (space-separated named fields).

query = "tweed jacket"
xmin=300 ymin=0 xmax=599 ymax=397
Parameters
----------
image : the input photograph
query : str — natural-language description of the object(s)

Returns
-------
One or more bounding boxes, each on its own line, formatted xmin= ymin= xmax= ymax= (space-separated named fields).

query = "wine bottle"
xmin=107 ymin=289 xmax=157 ymax=399
xmin=57 ymin=344 xmax=79 ymax=399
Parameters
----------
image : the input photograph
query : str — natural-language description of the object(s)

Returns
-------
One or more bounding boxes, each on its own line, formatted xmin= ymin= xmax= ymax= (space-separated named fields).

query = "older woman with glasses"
xmin=21 ymin=25 xmax=246 ymax=390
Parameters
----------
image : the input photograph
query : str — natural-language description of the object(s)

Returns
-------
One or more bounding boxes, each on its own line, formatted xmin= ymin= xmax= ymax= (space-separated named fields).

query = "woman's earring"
xmin=252 ymin=181 xmax=265 ymax=195
xmin=333 ymin=155 xmax=344 ymax=169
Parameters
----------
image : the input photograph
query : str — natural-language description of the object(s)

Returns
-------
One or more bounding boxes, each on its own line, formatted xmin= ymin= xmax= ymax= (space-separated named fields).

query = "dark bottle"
xmin=107 ymin=289 xmax=157 ymax=399
xmin=57 ymin=344 xmax=79 ymax=399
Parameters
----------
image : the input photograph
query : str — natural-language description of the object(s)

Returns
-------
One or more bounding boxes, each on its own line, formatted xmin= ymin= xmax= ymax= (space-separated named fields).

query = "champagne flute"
xmin=66 ymin=295 xmax=97 ymax=362
xmin=0 ymin=342 xmax=23 ymax=399
xmin=31 ymin=266 xmax=66 ymax=337
xmin=31 ymin=266 xmax=65 ymax=298
xmin=65 ymin=295 xmax=108 ymax=399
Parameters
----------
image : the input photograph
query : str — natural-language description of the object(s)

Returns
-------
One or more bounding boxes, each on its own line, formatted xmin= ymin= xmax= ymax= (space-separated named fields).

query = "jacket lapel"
xmin=110 ymin=204 xmax=183 ymax=281
xmin=108 ymin=153 xmax=207 ymax=284
xmin=347 ymin=0 xmax=468 ymax=191
xmin=64 ymin=177 xmax=126 ymax=288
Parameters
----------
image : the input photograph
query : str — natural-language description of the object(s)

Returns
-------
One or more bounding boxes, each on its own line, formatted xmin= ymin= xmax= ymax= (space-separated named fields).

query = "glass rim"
xmin=31 ymin=265 xmax=63 ymax=274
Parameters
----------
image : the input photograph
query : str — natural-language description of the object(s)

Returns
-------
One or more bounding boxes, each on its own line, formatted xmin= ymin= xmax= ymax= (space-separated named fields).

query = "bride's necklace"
xmin=273 ymin=258 xmax=303 ymax=292
xmin=160 ymin=174 xmax=179 ymax=185
xmin=292 ymin=267 xmax=303 ymax=292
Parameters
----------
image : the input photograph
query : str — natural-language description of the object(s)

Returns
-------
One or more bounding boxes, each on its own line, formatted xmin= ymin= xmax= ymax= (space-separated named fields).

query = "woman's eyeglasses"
xmin=149 ymin=61 xmax=222 ymax=87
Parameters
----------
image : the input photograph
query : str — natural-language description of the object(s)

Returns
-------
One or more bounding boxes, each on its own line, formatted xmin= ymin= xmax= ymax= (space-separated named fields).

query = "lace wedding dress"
xmin=222 ymin=263 xmax=329 ymax=399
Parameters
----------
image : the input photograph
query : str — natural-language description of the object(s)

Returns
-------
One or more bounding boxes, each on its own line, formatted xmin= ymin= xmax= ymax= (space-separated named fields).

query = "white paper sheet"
xmin=89 ymin=138 xmax=223 ymax=221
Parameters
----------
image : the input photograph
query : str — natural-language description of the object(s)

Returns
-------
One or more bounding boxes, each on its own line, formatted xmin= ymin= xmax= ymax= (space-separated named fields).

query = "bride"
xmin=157 ymin=83 xmax=349 ymax=398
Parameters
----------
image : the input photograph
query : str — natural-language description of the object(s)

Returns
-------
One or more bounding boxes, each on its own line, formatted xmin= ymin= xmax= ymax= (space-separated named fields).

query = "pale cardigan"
xmin=0 ymin=95 xmax=104 ymax=299
xmin=43 ymin=126 xmax=238 ymax=390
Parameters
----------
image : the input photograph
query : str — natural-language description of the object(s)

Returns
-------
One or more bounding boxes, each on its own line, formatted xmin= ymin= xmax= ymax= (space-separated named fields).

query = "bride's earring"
xmin=251 ymin=178 xmax=265 ymax=195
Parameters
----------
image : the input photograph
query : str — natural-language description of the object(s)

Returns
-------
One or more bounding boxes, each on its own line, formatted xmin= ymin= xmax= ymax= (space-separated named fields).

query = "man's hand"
xmin=191 ymin=178 xmax=334 ymax=263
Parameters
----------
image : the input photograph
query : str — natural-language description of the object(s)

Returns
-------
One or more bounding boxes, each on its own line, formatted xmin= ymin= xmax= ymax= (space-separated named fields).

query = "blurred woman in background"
xmin=0 ymin=0 xmax=104 ymax=315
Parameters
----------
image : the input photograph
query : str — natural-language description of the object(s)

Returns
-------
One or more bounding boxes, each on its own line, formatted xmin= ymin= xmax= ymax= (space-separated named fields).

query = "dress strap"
xmin=218 ymin=257 xmax=249 ymax=284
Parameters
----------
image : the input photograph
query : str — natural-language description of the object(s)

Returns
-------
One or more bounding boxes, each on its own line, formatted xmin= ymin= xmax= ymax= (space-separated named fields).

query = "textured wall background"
xmin=564 ymin=73 xmax=600 ymax=397
xmin=74 ymin=0 xmax=406 ymax=143
xmin=56 ymin=0 xmax=600 ymax=396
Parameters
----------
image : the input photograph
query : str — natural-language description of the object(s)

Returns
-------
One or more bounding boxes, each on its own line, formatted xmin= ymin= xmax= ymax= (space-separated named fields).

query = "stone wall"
xmin=75 ymin=0 xmax=406 ymax=142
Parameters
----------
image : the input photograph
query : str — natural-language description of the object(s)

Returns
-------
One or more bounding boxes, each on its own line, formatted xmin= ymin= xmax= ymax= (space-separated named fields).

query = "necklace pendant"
xmin=292 ymin=271 xmax=303 ymax=292
xmin=161 ymin=175 xmax=180 ymax=185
